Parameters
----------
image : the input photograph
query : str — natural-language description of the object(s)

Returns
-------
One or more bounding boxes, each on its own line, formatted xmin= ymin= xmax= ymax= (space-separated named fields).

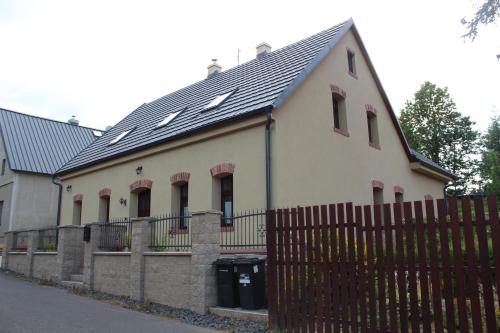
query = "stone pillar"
xmin=83 ymin=224 xmax=101 ymax=290
xmin=57 ymin=225 xmax=84 ymax=281
xmin=27 ymin=230 xmax=39 ymax=278
xmin=130 ymin=217 xmax=153 ymax=302
xmin=1 ymin=232 xmax=14 ymax=269
xmin=190 ymin=210 xmax=222 ymax=314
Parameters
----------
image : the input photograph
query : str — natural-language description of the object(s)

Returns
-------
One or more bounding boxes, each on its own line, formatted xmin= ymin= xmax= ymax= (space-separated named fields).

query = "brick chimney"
xmin=207 ymin=59 xmax=222 ymax=78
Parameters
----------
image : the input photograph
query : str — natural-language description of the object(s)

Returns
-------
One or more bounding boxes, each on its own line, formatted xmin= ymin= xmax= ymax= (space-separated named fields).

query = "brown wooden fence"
xmin=266 ymin=194 xmax=500 ymax=332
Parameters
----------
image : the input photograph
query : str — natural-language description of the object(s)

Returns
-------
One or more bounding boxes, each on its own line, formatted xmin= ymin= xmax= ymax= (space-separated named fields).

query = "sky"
xmin=0 ymin=0 xmax=499 ymax=132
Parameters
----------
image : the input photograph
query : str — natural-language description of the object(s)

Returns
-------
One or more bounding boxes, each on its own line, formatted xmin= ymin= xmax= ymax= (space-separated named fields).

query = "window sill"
xmin=369 ymin=142 xmax=381 ymax=150
xmin=333 ymin=128 xmax=350 ymax=137
xmin=348 ymin=71 xmax=358 ymax=79
xmin=221 ymin=226 xmax=235 ymax=232
xmin=169 ymin=228 xmax=189 ymax=235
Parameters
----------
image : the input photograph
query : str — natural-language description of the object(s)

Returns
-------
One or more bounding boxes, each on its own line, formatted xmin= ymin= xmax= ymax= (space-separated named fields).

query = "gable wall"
xmin=0 ymin=134 xmax=14 ymax=242
xmin=272 ymin=29 xmax=445 ymax=208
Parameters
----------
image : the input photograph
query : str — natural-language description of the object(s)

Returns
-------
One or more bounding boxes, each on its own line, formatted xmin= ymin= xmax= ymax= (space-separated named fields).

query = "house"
xmin=0 ymin=108 xmax=102 ymax=246
xmin=55 ymin=19 xmax=453 ymax=227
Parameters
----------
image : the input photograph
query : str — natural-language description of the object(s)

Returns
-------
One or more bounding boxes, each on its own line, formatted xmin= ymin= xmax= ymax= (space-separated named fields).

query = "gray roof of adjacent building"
xmin=0 ymin=107 xmax=102 ymax=175
xmin=55 ymin=18 xmax=452 ymax=180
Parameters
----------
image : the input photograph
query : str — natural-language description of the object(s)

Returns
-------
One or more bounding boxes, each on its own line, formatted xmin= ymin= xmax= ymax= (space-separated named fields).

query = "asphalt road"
xmin=0 ymin=273 xmax=218 ymax=333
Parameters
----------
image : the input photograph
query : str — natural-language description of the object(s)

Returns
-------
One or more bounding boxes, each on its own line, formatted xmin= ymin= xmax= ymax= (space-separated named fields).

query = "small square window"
xmin=347 ymin=49 xmax=356 ymax=76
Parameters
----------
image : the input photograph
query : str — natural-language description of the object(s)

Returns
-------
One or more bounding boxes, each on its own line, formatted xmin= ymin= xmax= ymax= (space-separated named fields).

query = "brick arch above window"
xmin=210 ymin=163 xmax=235 ymax=178
xmin=372 ymin=180 xmax=384 ymax=190
xmin=170 ymin=172 xmax=190 ymax=185
xmin=393 ymin=185 xmax=404 ymax=194
xmin=330 ymin=84 xmax=347 ymax=98
xmin=99 ymin=188 xmax=112 ymax=198
xmin=73 ymin=194 xmax=83 ymax=202
xmin=365 ymin=104 xmax=377 ymax=116
xmin=129 ymin=179 xmax=153 ymax=193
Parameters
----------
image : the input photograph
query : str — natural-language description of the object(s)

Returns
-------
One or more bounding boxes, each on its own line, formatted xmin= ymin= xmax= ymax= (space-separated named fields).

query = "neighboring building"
xmin=0 ymin=108 xmax=102 ymax=245
xmin=56 ymin=19 xmax=453 ymax=227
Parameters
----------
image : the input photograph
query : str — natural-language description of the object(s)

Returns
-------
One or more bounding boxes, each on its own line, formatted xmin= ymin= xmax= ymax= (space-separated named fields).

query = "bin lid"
xmin=214 ymin=258 xmax=236 ymax=265
xmin=234 ymin=257 xmax=265 ymax=265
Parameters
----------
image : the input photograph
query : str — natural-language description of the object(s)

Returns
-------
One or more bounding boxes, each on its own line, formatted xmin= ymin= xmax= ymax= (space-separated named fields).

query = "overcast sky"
xmin=0 ymin=0 xmax=499 ymax=132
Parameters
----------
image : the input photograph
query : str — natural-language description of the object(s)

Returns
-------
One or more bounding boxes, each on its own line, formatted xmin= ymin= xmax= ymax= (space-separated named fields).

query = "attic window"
xmin=109 ymin=129 xmax=134 ymax=146
xmin=93 ymin=130 xmax=103 ymax=137
xmin=156 ymin=108 xmax=184 ymax=129
xmin=203 ymin=91 xmax=234 ymax=111
xmin=347 ymin=49 xmax=357 ymax=78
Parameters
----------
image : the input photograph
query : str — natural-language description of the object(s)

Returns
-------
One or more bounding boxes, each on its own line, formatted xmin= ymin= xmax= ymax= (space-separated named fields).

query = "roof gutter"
xmin=51 ymin=175 xmax=62 ymax=226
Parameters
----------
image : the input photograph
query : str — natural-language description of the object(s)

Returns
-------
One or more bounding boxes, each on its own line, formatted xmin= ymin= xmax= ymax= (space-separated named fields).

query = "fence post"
xmin=190 ymin=210 xmax=222 ymax=314
xmin=57 ymin=225 xmax=84 ymax=281
xmin=83 ymin=224 xmax=101 ymax=290
xmin=1 ymin=231 xmax=14 ymax=269
xmin=27 ymin=230 xmax=39 ymax=278
xmin=130 ymin=217 xmax=153 ymax=302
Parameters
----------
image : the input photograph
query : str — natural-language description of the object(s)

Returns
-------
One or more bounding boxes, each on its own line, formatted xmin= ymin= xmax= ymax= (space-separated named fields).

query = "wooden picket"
xmin=266 ymin=194 xmax=500 ymax=332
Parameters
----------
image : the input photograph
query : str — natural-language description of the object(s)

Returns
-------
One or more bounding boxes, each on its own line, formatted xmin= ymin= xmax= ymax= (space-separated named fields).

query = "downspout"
xmin=52 ymin=175 xmax=62 ymax=226
xmin=265 ymin=107 xmax=273 ymax=210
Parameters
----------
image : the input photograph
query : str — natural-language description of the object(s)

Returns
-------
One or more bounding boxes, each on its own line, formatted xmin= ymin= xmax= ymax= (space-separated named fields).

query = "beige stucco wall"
xmin=58 ymin=28 xmax=446 ymax=224
xmin=271 ymin=29 xmax=445 ymax=208
xmin=59 ymin=120 xmax=267 ymax=225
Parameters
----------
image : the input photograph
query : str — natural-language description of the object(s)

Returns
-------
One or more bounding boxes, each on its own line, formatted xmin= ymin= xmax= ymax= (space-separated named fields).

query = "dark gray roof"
xmin=410 ymin=149 xmax=455 ymax=179
xmin=58 ymin=19 xmax=353 ymax=174
xmin=0 ymin=108 xmax=101 ymax=175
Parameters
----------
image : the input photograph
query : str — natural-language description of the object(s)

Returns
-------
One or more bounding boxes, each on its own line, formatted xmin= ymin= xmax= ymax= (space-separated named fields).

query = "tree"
xmin=480 ymin=115 xmax=500 ymax=195
xmin=462 ymin=0 xmax=500 ymax=40
xmin=400 ymin=82 xmax=481 ymax=195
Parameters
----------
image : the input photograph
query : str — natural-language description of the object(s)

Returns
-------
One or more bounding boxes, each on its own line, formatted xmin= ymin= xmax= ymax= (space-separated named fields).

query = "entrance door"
xmin=137 ymin=189 xmax=151 ymax=217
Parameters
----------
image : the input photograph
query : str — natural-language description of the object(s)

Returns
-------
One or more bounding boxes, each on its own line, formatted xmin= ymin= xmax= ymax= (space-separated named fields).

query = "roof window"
xmin=109 ymin=128 xmax=134 ymax=146
xmin=203 ymin=90 xmax=235 ymax=111
xmin=156 ymin=108 xmax=184 ymax=129
xmin=93 ymin=130 xmax=103 ymax=137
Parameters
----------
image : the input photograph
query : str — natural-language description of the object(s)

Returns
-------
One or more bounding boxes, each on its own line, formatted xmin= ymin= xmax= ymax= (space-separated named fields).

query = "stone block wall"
xmin=6 ymin=253 xmax=29 ymax=275
xmin=32 ymin=253 xmax=58 ymax=281
xmin=93 ymin=253 xmax=131 ymax=297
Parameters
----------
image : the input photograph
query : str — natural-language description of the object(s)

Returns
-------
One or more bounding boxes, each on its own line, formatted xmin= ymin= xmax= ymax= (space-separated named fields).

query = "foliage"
xmin=400 ymin=82 xmax=480 ymax=195
xmin=480 ymin=115 xmax=500 ymax=195
xmin=462 ymin=0 xmax=500 ymax=40
xmin=42 ymin=243 xmax=58 ymax=252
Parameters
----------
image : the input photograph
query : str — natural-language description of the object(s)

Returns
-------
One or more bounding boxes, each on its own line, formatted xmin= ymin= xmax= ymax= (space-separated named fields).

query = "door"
xmin=137 ymin=189 xmax=151 ymax=218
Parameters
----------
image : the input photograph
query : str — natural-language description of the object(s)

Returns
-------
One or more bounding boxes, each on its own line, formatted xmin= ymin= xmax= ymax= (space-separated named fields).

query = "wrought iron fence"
xmin=149 ymin=213 xmax=192 ymax=252
xmin=98 ymin=218 xmax=133 ymax=251
xmin=220 ymin=209 xmax=266 ymax=252
xmin=12 ymin=231 xmax=29 ymax=251
xmin=38 ymin=227 xmax=58 ymax=251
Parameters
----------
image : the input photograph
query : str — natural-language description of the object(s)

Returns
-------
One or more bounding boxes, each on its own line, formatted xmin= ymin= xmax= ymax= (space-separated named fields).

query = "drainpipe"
xmin=52 ymin=175 xmax=63 ymax=226
xmin=265 ymin=107 xmax=273 ymax=210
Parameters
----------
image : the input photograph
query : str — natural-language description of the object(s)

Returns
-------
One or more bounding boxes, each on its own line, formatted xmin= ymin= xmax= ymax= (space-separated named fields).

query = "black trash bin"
xmin=214 ymin=258 xmax=239 ymax=308
xmin=235 ymin=258 xmax=266 ymax=310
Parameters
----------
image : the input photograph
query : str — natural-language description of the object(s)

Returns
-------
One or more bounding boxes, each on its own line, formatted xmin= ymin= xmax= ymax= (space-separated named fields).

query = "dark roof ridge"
xmin=0 ymin=107 xmax=104 ymax=132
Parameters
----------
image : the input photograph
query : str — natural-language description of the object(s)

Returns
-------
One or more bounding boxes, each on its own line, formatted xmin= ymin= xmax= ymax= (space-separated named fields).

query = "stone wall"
xmin=93 ymin=253 xmax=131 ymax=297
xmin=144 ymin=253 xmax=192 ymax=309
xmin=32 ymin=253 xmax=58 ymax=281
xmin=6 ymin=252 xmax=29 ymax=275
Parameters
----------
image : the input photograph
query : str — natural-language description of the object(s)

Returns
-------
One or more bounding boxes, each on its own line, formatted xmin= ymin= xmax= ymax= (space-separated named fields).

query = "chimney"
xmin=256 ymin=42 xmax=272 ymax=59
xmin=68 ymin=115 xmax=79 ymax=126
xmin=207 ymin=59 xmax=222 ymax=78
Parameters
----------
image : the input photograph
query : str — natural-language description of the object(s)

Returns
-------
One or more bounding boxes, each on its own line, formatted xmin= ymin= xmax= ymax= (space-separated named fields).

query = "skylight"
xmin=203 ymin=91 xmax=234 ymax=111
xmin=93 ymin=130 xmax=103 ymax=137
xmin=109 ymin=129 xmax=133 ymax=146
xmin=156 ymin=110 xmax=182 ymax=129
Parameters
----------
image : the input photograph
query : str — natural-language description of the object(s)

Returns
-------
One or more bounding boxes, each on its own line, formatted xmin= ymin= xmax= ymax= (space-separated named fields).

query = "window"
xmin=109 ymin=128 xmax=134 ymax=146
xmin=395 ymin=192 xmax=404 ymax=204
xmin=367 ymin=112 xmax=380 ymax=147
xmin=221 ymin=175 xmax=233 ymax=226
xmin=179 ymin=184 xmax=189 ymax=229
xmin=0 ymin=201 xmax=3 ymax=226
xmin=156 ymin=109 xmax=183 ymax=129
xmin=98 ymin=196 xmax=110 ymax=223
xmin=332 ymin=93 xmax=348 ymax=134
xmin=1 ymin=159 xmax=5 ymax=176
xmin=93 ymin=130 xmax=103 ymax=137
xmin=347 ymin=49 xmax=356 ymax=76
xmin=137 ymin=189 xmax=151 ymax=218
xmin=373 ymin=188 xmax=384 ymax=206
xmin=203 ymin=90 xmax=234 ymax=111
xmin=72 ymin=201 xmax=82 ymax=225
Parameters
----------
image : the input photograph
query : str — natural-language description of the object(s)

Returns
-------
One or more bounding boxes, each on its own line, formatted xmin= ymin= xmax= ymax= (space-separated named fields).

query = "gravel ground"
xmin=0 ymin=269 xmax=268 ymax=333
